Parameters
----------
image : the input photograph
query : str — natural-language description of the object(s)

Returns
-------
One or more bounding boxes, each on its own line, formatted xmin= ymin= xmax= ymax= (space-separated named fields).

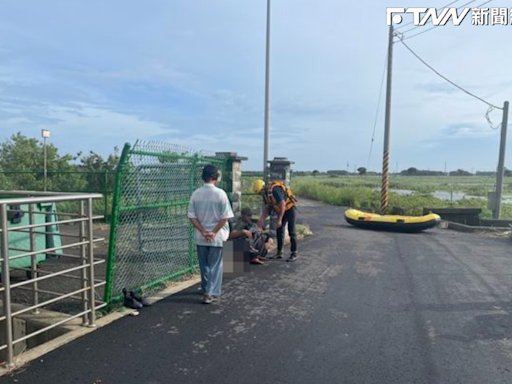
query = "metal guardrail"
xmin=0 ymin=191 xmax=105 ymax=367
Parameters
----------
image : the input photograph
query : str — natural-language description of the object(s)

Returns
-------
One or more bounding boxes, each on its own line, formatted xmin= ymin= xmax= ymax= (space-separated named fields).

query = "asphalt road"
xmin=2 ymin=199 xmax=512 ymax=384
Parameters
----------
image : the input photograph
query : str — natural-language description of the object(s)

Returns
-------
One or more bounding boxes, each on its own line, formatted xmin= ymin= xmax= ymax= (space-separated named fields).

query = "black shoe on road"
xmin=123 ymin=288 xmax=143 ymax=309
xmin=130 ymin=291 xmax=151 ymax=307
xmin=286 ymin=253 xmax=298 ymax=262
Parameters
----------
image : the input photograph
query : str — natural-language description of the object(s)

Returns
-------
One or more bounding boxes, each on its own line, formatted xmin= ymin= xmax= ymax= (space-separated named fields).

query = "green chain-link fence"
xmin=241 ymin=175 xmax=264 ymax=214
xmin=104 ymin=141 xmax=230 ymax=304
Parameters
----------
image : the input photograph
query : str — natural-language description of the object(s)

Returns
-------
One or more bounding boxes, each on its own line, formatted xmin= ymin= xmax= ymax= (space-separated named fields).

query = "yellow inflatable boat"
xmin=344 ymin=209 xmax=441 ymax=233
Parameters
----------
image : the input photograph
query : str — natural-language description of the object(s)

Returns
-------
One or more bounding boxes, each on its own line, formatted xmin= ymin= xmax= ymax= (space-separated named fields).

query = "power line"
xmin=367 ymin=53 xmax=388 ymax=169
xmin=401 ymin=0 xmax=495 ymax=41
xmin=396 ymin=35 xmax=502 ymax=110
xmin=485 ymin=106 xmax=502 ymax=130
xmin=395 ymin=0 xmax=461 ymax=30
xmin=399 ymin=0 xmax=478 ymax=35
xmin=401 ymin=24 xmax=437 ymax=41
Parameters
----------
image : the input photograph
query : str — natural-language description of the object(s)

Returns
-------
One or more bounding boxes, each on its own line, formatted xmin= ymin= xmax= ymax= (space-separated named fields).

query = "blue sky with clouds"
xmin=0 ymin=0 xmax=510 ymax=171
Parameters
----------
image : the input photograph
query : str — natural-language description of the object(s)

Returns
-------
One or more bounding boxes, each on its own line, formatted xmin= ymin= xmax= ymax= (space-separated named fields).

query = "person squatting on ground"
xmin=253 ymin=179 xmax=298 ymax=262
xmin=188 ymin=165 xmax=234 ymax=304
xmin=229 ymin=207 xmax=274 ymax=265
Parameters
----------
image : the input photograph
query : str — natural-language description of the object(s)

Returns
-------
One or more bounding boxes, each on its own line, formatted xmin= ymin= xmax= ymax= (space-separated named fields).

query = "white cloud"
xmin=0 ymin=101 xmax=179 ymax=155
xmin=445 ymin=123 xmax=496 ymax=139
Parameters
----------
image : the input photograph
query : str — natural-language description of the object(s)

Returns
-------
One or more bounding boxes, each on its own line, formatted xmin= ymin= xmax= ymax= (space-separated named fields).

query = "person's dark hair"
xmin=241 ymin=207 xmax=253 ymax=216
xmin=202 ymin=165 xmax=219 ymax=182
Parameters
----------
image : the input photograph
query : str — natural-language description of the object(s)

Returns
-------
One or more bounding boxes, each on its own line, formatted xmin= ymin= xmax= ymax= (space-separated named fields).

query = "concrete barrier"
xmin=423 ymin=208 xmax=482 ymax=226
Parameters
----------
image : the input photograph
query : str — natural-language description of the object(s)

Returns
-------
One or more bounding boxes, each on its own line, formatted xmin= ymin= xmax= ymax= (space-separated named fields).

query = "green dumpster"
xmin=0 ymin=197 xmax=62 ymax=274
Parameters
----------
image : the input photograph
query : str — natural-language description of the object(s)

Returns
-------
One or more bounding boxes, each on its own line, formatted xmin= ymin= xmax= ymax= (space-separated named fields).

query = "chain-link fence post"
xmin=104 ymin=143 xmax=131 ymax=304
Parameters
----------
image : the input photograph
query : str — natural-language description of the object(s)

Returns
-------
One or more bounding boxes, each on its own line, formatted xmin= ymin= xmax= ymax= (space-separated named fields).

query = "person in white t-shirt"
xmin=187 ymin=165 xmax=234 ymax=304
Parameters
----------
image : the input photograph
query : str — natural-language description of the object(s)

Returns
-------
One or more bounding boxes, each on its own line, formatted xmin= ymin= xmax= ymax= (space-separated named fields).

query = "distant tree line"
xmin=275 ymin=168 xmax=512 ymax=177
xmin=0 ymin=133 xmax=119 ymax=192
xmin=399 ymin=167 xmax=512 ymax=177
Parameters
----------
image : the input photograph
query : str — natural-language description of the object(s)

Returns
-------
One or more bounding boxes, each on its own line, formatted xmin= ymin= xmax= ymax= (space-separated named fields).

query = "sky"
xmin=0 ymin=0 xmax=511 ymax=172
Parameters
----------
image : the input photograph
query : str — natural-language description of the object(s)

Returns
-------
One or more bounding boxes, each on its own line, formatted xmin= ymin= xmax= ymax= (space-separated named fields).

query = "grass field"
xmin=291 ymin=175 xmax=512 ymax=219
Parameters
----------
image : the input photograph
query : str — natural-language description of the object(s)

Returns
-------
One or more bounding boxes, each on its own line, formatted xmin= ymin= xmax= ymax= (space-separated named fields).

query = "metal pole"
xmin=263 ymin=0 xmax=271 ymax=181
xmin=43 ymin=137 xmax=47 ymax=192
xmin=104 ymin=171 xmax=109 ymax=223
xmin=380 ymin=25 xmax=394 ymax=213
xmin=1 ymin=205 xmax=14 ymax=367
xmin=28 ymin=204 xmax=39 ymax=314
xmin=87 ymin=199 xmax=96 ymax=327
xmin=493 ymin=101 xmax=509 ymax=219
xmin=79 ymin=201 xmax=89 ymax=325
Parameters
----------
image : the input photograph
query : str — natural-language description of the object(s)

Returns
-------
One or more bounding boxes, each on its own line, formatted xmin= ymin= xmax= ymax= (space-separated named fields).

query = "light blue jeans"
xmin=197 ymin=245 xmax=224 ymax=297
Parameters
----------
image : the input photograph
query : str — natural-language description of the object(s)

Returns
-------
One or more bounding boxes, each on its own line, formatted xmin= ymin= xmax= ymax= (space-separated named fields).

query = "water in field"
xmin=386 ymin=188 xmax=472 ymax=201
xmin=388 ymin=188 xmax=414 ymax=196
xmin=387 ymin=189 xmax=512 ymax=204
xmin=431 ymin=190 xmax=479 ymax=201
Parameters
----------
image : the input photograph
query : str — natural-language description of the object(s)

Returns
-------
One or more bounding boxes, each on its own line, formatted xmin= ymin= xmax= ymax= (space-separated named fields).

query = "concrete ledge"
xmin=424 ymin=208 xmax=481 ymax=226
xmin=446 ymin=221 xmax=511 ymax=234
xmin=424 ymin=208 xmax=482 ymax=215
xmin=480 ymin=219 xmax=512 ymax=228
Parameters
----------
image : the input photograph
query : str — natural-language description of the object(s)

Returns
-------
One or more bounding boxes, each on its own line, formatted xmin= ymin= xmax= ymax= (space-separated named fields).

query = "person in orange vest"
xmin=253 ymin=179 xmax=298 ymax=262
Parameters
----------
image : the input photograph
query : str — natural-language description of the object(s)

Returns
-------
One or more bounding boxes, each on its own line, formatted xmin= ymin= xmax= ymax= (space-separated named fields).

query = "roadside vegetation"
xmin=291 ymin=175 xmax=512 ymax=219
xmin=0 ymin=133 xmax=119 ymax=218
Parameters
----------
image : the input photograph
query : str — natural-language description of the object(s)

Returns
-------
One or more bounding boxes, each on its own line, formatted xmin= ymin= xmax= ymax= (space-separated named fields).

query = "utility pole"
xmin=493 ymin=101 xmax=509 ymax=219
xmin=263 ymin=0 xmax=271 ymax=181
xmin=380 ymin=25 xmax=394 ymax=213
xmin=42 ymin=129 xmax=51 ymax=191
xmin=44 ymin=139 xmax=47 ymax=191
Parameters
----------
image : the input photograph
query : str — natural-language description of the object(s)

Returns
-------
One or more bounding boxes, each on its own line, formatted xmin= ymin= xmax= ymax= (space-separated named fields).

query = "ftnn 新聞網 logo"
xmin=386 ymin=7 xmax=512 ymax=26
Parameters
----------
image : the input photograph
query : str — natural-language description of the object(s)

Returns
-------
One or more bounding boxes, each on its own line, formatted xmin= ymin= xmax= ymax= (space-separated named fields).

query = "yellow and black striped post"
xmin=381 ymin=151 xmax=390 ymax=213
xmin=380 ymin=25 xmax=394 ymax=214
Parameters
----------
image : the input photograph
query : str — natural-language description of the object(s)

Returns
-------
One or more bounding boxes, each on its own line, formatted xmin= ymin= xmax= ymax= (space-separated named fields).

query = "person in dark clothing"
xmin=252 ymin=179 xmax=298 ymax=262
xmin=229 ymin=207 xmax=274 ymax=265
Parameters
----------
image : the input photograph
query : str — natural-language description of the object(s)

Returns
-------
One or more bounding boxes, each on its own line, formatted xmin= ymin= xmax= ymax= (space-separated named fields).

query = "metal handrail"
xmin=13 ymin=304 xmax=108 ymax=346
xmin=11 ymin=281 xmax=106 ymax=317
xmin=0 ymin=190 xmax=103 ymax=199
xmin=2 ymin=238 xmax=104 ymax=262
xmin=14 ymin=283 xmax=106 ymax=305
xmin=0 ymin=209 xmax=82 ymax=217
xmin=8 ymin=241 xmax=105 ymax=255
xmin=9 ymin=260 xmax=104 ymax=289
xmin=12 ymin=266 xmax=105 ymax=283
xmin=8 ymin=230 xmax=85 ymax=238
xmin=0 ymin=192 xmax=105 ymax=367
xmin=0 ymin=261 xmax=106 ymax=294
xmin=0 ymin=216 xmax=104 ymax=233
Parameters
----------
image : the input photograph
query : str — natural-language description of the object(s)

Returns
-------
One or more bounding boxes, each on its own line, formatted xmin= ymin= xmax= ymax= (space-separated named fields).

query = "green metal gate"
xmin=104 ymin=141 xmax=229 ymax=304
